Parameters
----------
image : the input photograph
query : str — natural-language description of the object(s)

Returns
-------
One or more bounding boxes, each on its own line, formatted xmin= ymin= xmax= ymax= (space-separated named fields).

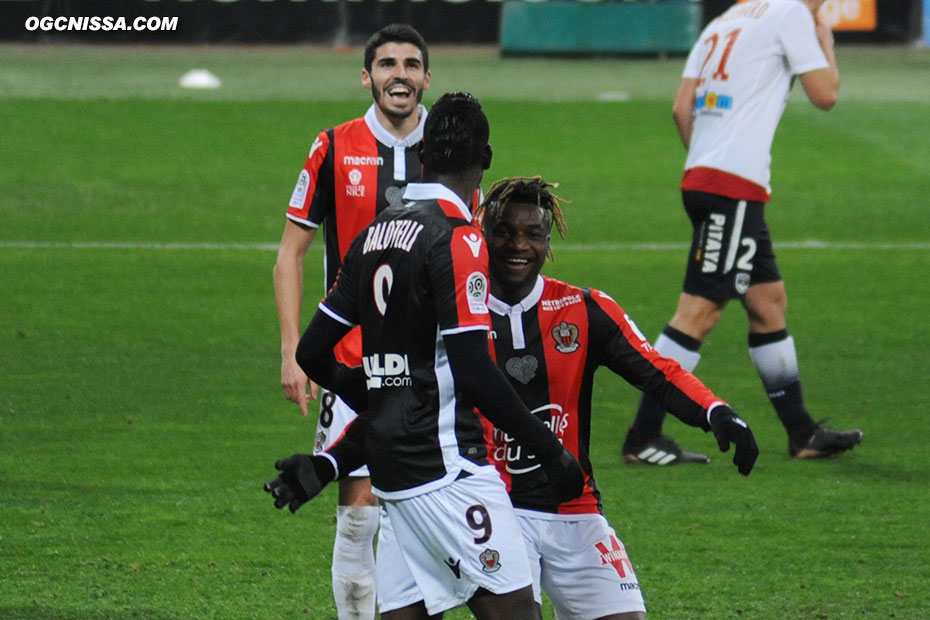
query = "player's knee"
xmin=336 ymin=505 xmax=380 ymax=545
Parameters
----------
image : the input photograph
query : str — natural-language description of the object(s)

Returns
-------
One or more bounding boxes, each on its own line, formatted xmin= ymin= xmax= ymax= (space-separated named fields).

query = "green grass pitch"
xmin=1 ymin=44 xmax=929 ymax=619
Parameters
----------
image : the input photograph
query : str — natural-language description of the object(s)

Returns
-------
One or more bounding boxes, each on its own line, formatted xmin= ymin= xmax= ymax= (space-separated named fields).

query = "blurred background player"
xmin=271 ymin=92 xmax=584 ymax=619
xmin=477 ymin=176 xmax=758 ymax=619
xmin=622 ymin=0 xmax=862 ymax=464
xmin=272 ymin=24 xmax=430 ymax=619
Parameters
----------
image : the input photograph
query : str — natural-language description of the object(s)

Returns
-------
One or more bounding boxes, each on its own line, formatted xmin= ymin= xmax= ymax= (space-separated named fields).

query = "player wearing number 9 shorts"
xmin=289 ymin=92 xmax=584 ymax=619
xmin=623 ymin=0 xmax=863 ymax=463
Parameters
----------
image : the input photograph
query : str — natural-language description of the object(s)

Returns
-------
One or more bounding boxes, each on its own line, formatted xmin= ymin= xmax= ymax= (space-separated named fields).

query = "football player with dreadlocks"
xmin=476 ymin=176 xmax=759 ymax=620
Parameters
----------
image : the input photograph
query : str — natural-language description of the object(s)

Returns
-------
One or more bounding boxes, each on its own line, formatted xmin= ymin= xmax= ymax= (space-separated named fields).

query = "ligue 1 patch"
xmin=289 ymin=169 xmax=310 ymax=209
xmin=479 ymin=548 xmax=501 ymax=574
xmin=551 ymin=321 xmax=580 ymax=353
xmin=505 ymin=355 xmax=537 ymax=385
xmin=466 ymin=272 xmax=489 ymax=314
xmin=735 ymin=272 xmax=751 ymax=295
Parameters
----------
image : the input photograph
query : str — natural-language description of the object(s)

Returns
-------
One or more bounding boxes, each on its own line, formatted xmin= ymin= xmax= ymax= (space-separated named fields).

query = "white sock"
xmin=654 ymin=332 xmax=701 ymax=373
xmin=749 ymin=335 xmax=800 ymax=390
xmin=332 ymin=505 xmax=379 ymax=620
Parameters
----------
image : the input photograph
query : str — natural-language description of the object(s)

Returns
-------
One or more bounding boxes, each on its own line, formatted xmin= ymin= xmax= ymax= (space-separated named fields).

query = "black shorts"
xmin=681 ymin=190 xmax=781 ymax=300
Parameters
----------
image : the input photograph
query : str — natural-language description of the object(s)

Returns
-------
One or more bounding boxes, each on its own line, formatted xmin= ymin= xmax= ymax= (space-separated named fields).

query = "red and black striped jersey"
xmin=286 ymin=104 xmax=426 ymax=366
xmin=286 ymin=104 xmax=427 ymax=291
xmin=320 ymin=183 xmax=493 ymax=500
xmin=484 ymin=276 xmax=722 ymax=515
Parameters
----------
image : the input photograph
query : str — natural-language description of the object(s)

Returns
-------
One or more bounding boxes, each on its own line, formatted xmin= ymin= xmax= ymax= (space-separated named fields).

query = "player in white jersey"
xmin=623 ymin=0 xmax=863 ymax=463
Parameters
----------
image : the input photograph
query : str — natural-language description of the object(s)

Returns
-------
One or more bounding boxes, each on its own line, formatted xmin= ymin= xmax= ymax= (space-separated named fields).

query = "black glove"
xmin=264 ymin=454 xmax=335 ymax=513
xmin=539 ymin=444 xmax=585 ymax=503
xmin=710 ymin=406 xmax=759 ymax=476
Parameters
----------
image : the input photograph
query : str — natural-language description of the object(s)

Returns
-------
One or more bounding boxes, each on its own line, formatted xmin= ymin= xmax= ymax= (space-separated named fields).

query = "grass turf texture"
xmin=2 ymin=44 xmax=929 ymax=619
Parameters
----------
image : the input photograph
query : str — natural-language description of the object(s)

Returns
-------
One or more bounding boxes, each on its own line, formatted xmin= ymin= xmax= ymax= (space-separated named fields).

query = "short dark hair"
xmin=477 ymin=176 xmax=567 ymax=261
xmin=364 ymin=24 xmax=429 ymax=73
xmin=421 ymin=92 xmax=489 ymax=175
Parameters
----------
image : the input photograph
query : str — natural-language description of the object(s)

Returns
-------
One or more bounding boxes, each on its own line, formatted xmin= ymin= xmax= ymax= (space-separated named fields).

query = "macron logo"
xmin=463 ymin=232 xmax=483 ymax=258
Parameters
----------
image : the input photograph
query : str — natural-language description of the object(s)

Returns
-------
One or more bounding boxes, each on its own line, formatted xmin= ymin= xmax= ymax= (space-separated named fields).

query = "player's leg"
xmin=742 ymin=281 xmax=862 ymax=458
xmin=333 ymin=477 xmax=379 ymax=620
xmin=624 ymin=296 xmax=722 ymax=464
xmin=535 ymin=515 xmax=645 ymax=620
xmin=381 ymin=603 xmax=442 ymax=620
xmin=382 ymin=467 xmax=536 ymax=618
xmin=466 ymin=585 xmax=541 ymax=620
xmin=624 ymin=190 xmax=739 ymax=465
xmin=315 ymin=390 xmax=379 ymax=620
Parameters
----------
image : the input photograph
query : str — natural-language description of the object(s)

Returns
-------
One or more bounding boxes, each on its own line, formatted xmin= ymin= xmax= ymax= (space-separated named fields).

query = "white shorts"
xmin=517 ymin=510 xmax=646 ymax=619
xmin=312 ymin=390 xmax=368 ymax=478
xmin=376 ymin=467 xmax=533 ymax=615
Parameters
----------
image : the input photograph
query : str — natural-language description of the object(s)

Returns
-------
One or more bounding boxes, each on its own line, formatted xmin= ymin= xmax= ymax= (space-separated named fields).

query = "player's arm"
xmin=273 ymin=220 xmax=319 ymax=417
xmin=587 ymin=291 xmax=758 ymax=474
xmin=444 ymin=330 xmax=585 ymax=501
xmin=799 ymin=20 xmax=839 ymax=110
xmin=294 ymin=307 xmax=368 ymax=414
xmin=672 ymin=77 xmax=698 ymax=150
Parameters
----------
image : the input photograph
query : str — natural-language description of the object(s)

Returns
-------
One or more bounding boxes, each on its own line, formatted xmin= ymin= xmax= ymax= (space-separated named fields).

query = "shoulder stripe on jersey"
xmin=318 ymin=302 xmax=356 ymax=327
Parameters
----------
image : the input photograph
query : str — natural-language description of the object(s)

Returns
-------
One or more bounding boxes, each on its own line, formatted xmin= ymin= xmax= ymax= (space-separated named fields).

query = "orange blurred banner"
xmin=817 ymin=0 xmax=877 ymax=31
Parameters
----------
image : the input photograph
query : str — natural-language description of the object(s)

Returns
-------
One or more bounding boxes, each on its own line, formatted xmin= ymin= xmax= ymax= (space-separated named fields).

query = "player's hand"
xmin=539 ymin=445 xmax=585 ymax=503
xmin=264 ymin=454 xmax=334 ymax=513
xmin=710 ymin=406 xmax=759 ymax=476
xmin=281 ymin=357 xmax=318 ymax=417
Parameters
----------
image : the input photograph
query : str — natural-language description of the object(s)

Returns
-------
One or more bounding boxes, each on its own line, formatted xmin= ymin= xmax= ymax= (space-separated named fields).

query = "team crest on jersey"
xmin=735 ymin=272 xmax=751 ymax=295
xmin=551 ymin=321 xmax=580 ymax=353
xmin=466 ymin=272 xmax=489 ymax=314
xmin=505 ymin=355 xmax=537 ymax=385
xmin=479 ymin=549 xmax=501 ymax=574
xmin=346 ymin=168 xmax=366 ymax=197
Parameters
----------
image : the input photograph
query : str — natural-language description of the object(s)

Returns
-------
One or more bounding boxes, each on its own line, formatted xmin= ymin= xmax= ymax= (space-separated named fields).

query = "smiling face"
xmin=362 ymin=42 xmax=430 ymax=134
xmin=486 ymin=202 xmax=551 ymax=304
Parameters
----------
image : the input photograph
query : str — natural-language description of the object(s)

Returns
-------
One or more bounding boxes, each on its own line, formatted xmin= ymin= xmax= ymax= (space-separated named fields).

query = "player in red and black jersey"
xmin=269 ymin=93 xmax=584 ymax=619
xmin=476 ymin=177 xmax=759 ymax=619
xmin=272 ymin=24 xmax=430 ymax=619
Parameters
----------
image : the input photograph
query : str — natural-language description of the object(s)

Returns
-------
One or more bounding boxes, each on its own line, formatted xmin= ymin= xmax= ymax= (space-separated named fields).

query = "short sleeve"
xmin=430 ymin=225 xmax=491 ymax=336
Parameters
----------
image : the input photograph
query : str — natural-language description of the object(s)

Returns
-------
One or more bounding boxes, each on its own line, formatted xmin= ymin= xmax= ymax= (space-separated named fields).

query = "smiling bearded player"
xmin=273 ymin=23 xmax=430 ymax=620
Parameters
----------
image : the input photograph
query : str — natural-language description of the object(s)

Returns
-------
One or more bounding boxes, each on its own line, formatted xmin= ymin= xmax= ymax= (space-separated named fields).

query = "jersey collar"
xmin=402 ymin=183 xmax=473 ymax=221
xmin=488 ymin=276 xmax=545 ymax=316
xmin=364 ymin=104 xmax=427 ymax=148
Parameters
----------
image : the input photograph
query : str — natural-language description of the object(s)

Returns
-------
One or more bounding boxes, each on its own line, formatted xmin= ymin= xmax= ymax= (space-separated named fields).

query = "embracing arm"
xmin=444 ymin=330 xmax=584 ymax=500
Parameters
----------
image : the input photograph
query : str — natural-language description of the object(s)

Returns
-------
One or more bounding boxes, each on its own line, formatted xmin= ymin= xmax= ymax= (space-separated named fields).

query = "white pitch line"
xmin=1 ymin=241 xmax=930 ymax=251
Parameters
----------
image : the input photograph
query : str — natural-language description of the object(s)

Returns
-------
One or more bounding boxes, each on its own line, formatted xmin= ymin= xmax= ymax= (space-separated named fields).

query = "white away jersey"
xmin=681 ymin=0 xmax=829 ymax=199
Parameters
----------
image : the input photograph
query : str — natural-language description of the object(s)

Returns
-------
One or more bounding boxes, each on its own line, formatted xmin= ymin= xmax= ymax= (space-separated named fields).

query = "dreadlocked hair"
xmin=476 ymin=176 xmax=568 ymax=261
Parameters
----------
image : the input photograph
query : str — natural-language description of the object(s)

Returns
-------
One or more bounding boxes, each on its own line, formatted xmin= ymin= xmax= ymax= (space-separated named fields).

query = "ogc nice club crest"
xmin=551 ymin=321 xmax=580 ymax=353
